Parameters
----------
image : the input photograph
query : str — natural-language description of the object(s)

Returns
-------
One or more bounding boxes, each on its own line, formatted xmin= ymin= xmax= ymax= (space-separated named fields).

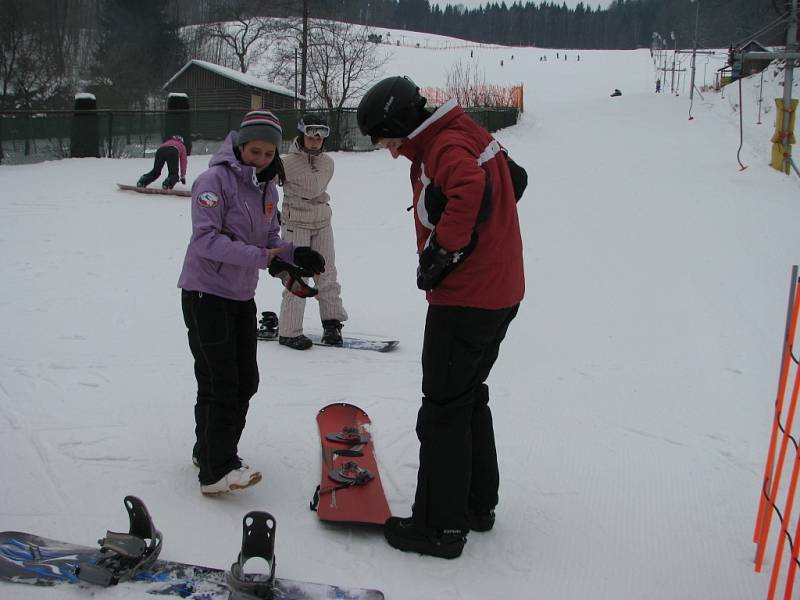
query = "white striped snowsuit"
xmin=278 ymin=139 xmax=348 ymax=337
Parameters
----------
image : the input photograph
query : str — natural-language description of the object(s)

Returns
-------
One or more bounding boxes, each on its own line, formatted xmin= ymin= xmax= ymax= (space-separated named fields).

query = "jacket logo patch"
xmin=197 ymin=191 xmax=219 ymax=208
xmin=264 ymin=200 xmax=274 ymax=221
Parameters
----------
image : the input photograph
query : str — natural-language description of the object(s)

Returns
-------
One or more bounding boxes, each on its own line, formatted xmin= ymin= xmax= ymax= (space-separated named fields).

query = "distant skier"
xmin=137 ymin=135 xmax=188 ymax=190
xmin=611 ymin=88 xmax=622 ymax=97
xmin=656 ymin=79 xmax=662 ymax=93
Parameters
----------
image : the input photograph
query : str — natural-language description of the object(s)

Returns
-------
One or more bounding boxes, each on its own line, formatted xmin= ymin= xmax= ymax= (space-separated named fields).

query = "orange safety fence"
xmin=419 ymin=84 xmax=524 ymax=111
xmin=754 ymin=265 xmax=800 ymax=600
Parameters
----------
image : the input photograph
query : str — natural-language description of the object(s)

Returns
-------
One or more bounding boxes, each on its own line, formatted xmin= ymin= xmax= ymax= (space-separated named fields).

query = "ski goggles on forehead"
xmin=301 ymin=124 xmax=330 ymax=138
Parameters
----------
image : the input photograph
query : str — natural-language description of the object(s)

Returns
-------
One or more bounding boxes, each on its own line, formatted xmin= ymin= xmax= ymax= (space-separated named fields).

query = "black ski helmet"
xmin=357 ymin=76 xmax=427 ymax=141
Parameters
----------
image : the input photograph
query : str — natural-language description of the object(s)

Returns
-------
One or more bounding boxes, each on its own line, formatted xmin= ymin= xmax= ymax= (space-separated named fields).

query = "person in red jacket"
xmin=357 ymin=76 xmax=525 ymax=559
xmin=137 ymin=135 xmax=188 ymax=190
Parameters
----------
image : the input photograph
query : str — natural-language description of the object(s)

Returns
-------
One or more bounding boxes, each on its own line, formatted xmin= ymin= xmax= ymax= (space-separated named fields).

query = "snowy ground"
xmin=2 ymin=35 xmax=800 ymax=600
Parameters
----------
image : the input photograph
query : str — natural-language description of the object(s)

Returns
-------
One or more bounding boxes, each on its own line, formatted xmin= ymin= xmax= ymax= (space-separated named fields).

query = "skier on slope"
xmin=178 ymin=110 xmax=325 ymax=495
xmin=276 ymin=114 xmax=349 ymax=350
xmin=357 ymin=76 xmax=525 ymax=558
xmin=137 ymin=135 xmax=188 ymax=190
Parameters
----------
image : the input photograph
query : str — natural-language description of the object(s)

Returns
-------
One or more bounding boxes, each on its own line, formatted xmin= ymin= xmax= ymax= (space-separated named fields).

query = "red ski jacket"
xmin=398 ymin=100 xmax=525 ymax=309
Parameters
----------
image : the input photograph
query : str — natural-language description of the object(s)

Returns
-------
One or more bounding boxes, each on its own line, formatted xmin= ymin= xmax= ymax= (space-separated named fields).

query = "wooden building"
xmin=735 ymin=40 xmax=772 ymax=79
xmin=163 ymin=60 xmax=302 ymax=110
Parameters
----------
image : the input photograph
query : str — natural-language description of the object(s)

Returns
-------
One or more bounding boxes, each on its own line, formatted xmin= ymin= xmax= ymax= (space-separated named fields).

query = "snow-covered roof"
xmin=168 ymin=92 xmax=189 ymax=98
xmin=163 ymin=59 xmax=304 ymax=100
xmin=74 ymin=92 xmax=97 ymax=100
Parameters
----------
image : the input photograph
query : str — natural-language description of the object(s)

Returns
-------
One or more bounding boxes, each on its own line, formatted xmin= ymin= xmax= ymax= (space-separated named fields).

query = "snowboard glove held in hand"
xmin=416 ymin=233 xmax=478 ymax=291
xmin=268 ymin=258 xmax=318 ymax=298
xmin=293 ymin=246 xmax=326 ymax=274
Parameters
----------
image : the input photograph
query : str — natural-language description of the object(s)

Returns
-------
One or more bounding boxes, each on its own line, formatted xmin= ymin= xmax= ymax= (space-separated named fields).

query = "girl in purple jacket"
xmin=178 ymin=110 xmax=325 ymax=495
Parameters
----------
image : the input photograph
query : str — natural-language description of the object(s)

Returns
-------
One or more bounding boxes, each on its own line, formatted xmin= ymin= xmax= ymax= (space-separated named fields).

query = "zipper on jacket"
xmin=243 ymin=199 xmax=254 ymax=232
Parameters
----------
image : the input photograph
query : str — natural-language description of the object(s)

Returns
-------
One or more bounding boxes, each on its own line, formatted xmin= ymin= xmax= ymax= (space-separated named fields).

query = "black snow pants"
xmin=412 ymin=303 xmax=519 ymax=530
xmin=140 ymin=146 xmax=179 ymax=186
xmin=181 ymin=290 xmax=259 ymax=485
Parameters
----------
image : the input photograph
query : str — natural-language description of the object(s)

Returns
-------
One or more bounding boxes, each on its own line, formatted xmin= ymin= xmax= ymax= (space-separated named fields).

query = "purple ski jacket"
xmin=177 ymin=131 xmax=294 ymax=301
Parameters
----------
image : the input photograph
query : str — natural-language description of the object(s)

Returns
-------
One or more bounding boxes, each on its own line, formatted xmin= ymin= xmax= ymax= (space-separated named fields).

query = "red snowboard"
xmin=312 ymin=403 xmax=391 ymax=525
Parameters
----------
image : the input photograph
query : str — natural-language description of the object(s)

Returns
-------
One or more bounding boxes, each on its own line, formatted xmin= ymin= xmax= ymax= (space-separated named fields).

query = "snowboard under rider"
xmin=357 ymin=76 xmax=525 ymax=558
xmin=177 ymin=110 xmax=326 ymax=495
xmin=137 ymin=135 xmax=188 ymax=190
xmin=277 ymin=114 xmax=348 ymax=350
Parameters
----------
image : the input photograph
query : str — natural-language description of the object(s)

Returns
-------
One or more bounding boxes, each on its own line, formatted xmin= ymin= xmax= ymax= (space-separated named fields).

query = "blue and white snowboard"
xmin=257 ymin=331 xmax=398 ymax=353
xmin=0 ymin=531 xmax=384 ymax=600
xmin=256 ymin=312 xmax=397 ymax=353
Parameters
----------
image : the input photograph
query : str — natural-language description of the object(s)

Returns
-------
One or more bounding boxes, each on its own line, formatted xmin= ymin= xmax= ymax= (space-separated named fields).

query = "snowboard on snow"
xmin=0 ymin=497 xmax=384 ymax=599
xmin=310 ymin=403 xmax=392 ymax=525
xmin=118 ymin=183 xmax=191 ymax=197
xmin=257 ymin=312 xmax=398 ymax=353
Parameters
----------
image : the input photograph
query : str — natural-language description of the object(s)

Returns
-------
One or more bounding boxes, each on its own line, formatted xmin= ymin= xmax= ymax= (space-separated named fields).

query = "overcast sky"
xmin=428 ymin=0 xmax=616 ymax=10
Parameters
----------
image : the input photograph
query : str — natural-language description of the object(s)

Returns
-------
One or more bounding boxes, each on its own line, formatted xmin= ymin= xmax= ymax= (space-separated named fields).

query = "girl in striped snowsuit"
xmin=277 ymin=115 xmax=348 ymax=350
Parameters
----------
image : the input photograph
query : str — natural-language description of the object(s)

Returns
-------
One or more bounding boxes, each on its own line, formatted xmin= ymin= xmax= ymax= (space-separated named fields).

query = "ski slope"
xmin=2 ymin=32 xmax=800 ymax=600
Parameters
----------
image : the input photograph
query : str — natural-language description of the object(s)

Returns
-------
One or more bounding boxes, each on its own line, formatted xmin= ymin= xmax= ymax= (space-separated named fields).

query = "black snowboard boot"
xmin=162 ymin=174 xmax=179 ymax=190
xmin=384 ymin=516 xmax=467 ymax=559
xmin=467 ymin=507 xmax=495 ymax=532
xmin=257 ymin=311 xmax=278 ymax=340
xmin=279 ymin=335 xmax=313 ymax=350
xmin=137 ymin=174 xmax=155 ymax=188
xmin=321 ymin=319 xmax=343 ymax=345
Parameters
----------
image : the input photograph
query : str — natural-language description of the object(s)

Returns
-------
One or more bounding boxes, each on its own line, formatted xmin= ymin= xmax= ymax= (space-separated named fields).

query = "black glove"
xmin=294 ymin=246 xmax=326 ymax=274
xmin=416 ymin=233 xmax=477 ymax=291
xmin=268 ymin=258 xmax=318 ymax=298
xmin=180 ymin=177 xmax=186 ymax=185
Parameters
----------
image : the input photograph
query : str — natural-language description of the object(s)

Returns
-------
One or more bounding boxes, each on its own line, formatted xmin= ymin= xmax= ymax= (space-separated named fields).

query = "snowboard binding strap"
xmin=227 ymin=511 xmax=277 ymax=600
xmin=310 ymin=462 xmax=376 ymax=511
xmin=75 ymin=495 xmax=163 ymax=586
xmin=327 ymin=427 xmax=368 ymax=457
xmin=329 ymin=461 xmax=375 ymax=485
xmin=326 ymin=427 xmax=369 ymax=445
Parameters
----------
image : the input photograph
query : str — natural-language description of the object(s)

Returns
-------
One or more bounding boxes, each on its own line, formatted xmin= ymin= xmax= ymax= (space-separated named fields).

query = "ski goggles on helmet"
xmin=301 ymin=124 xmax=330 ymax=139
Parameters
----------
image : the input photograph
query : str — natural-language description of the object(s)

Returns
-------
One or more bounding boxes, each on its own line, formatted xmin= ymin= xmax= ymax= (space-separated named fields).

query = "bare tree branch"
xmin=305 ymin=20 xmax=391 ymax=110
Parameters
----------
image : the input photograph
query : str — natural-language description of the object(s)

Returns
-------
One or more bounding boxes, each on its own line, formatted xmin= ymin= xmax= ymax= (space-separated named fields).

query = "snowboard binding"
xmin=257 ymin=311 xmax=278 ymax=340
xmin=227 ymin=511 xmax=277 ymax=600
xmin=75 ymin=495 xmax=163 ymax=586
xmin=310 ymin=462 xmax=376 ymax=511
xmin=329 ymin=461 xmax=375 ymax=485
xmin=326 ymin=426 xmax=368 ymax=457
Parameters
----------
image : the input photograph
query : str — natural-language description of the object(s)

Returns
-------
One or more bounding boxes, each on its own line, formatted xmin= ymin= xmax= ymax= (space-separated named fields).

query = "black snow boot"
xmin=162 ymin=174 xmax=179 ymax=190
xmin=384 ymin=516 xmax=467 ymax=559
xmin=467 ymin=507 xmax=495 ymax=532
xmin=279 ymin=335 xmax=313 ymax=350
xmin=137 ymin=174 xmax=155 ymax=188
xmin=321 ymin=319 xmax=343 ymax=345
xmin=257 ymin=311 xmax=278 ymax=340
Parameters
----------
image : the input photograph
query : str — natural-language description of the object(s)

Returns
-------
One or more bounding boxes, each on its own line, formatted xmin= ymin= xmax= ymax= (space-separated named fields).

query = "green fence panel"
xmin=1 ymin=107 xmax=519 ymax=165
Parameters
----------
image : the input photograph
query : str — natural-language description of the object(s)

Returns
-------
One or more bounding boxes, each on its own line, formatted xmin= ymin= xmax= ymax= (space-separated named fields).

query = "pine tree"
xmin=92 ymin=0 xmax=186 ymax=108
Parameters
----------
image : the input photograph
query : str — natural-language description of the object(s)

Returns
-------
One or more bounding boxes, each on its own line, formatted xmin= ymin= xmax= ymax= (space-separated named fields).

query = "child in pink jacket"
xmin=137 ymin=135 xmax=188 ymax=190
